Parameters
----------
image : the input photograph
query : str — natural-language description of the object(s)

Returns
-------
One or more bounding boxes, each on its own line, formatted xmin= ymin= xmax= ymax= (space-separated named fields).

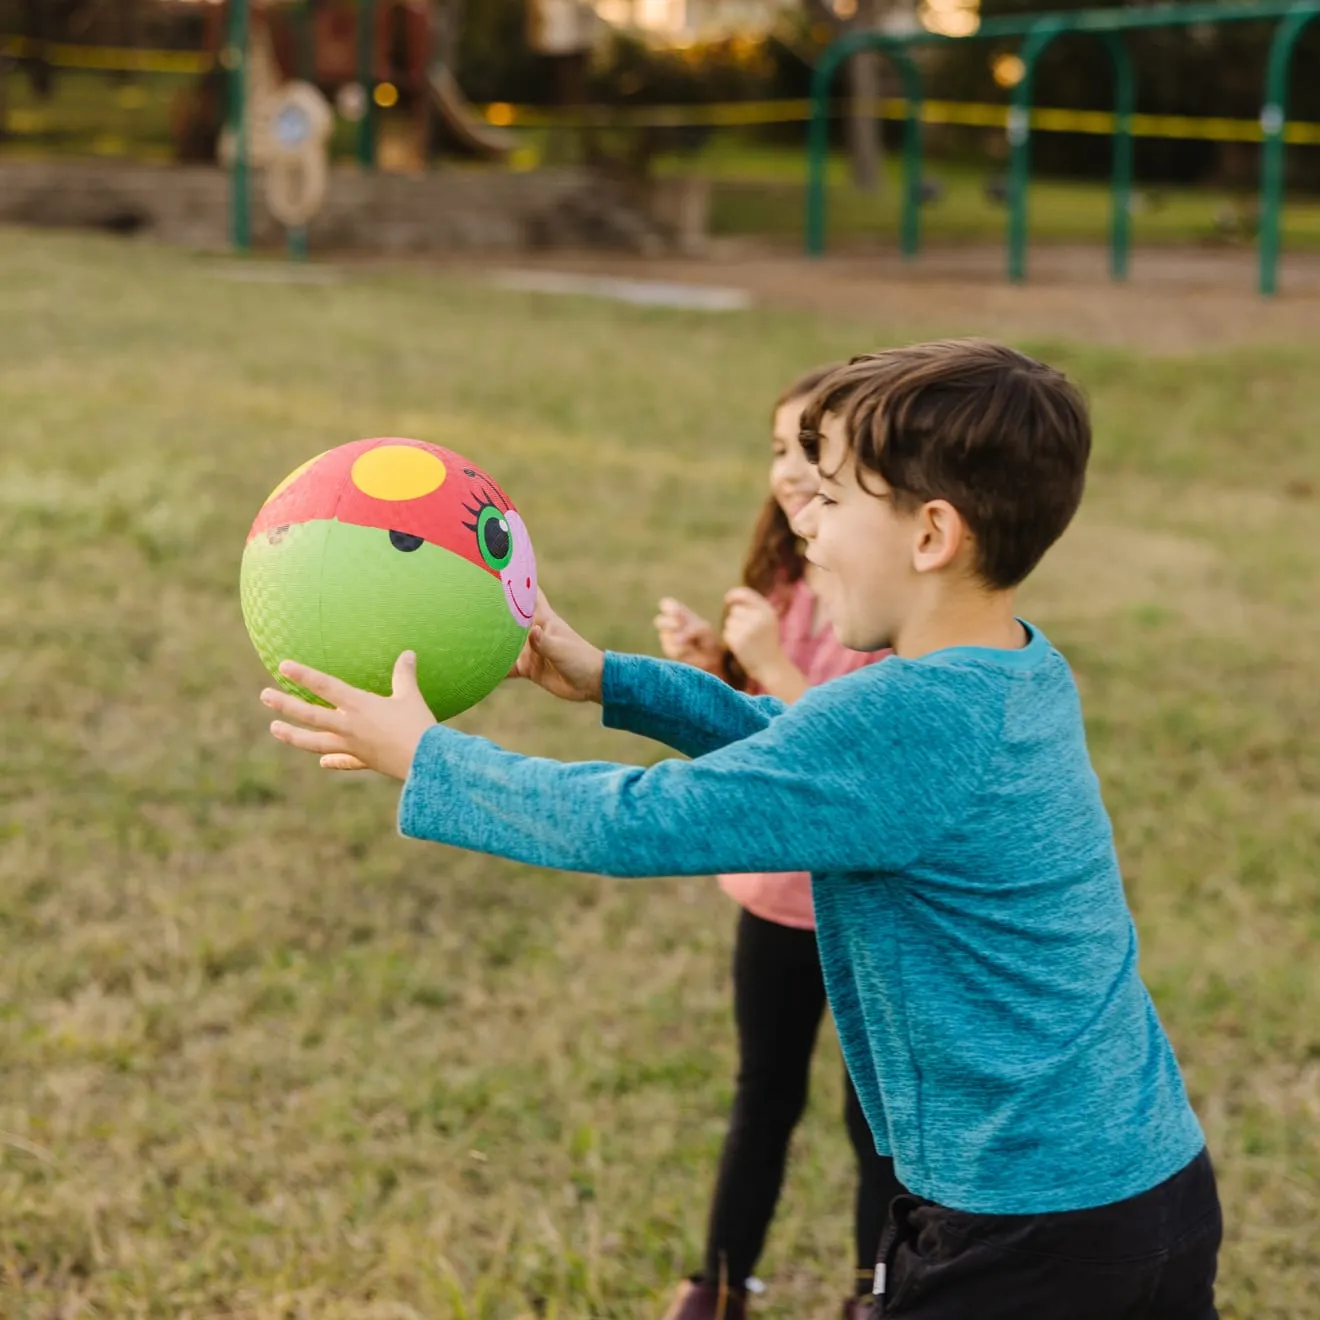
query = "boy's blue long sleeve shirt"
xmin=399 ymin=626 xmax=1206 ymax=1214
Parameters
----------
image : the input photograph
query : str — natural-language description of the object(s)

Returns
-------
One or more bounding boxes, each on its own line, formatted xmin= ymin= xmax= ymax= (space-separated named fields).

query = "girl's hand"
xmin=722 ymin=588 xmax=790 ymax=687
xmin=509 ymin=590 xmax=605 ymax=703
xmin=263 ymin=651 xmax=436 ymax=779
xmin=654 ymin=597 xmax=723 ymax=673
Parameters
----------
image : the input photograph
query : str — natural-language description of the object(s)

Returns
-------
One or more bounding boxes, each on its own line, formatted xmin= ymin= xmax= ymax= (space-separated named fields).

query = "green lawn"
xmin=1 ymin=229 xmax=1317 ymax=1319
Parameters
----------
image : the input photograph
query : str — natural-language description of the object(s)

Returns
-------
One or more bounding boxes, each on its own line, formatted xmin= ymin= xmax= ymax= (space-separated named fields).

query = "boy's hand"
xmin=262 ymin=651 xmax=436 ymax=779
xmin=722 ymin=588 xmax=786 ymax=684
xmin=510 ymin=590 xmax=605 ymax=703
xmin=654 ymin=597 xmax=723 ymax=673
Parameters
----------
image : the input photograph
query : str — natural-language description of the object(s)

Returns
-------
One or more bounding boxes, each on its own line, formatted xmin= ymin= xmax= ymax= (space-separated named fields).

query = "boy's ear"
xmin=912 ymin=500 xmax=967 ymax=575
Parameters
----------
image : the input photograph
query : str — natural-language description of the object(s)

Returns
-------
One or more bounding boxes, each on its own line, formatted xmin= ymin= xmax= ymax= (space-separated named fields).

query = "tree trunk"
xmin=847 ymin=0 xmax=885 ymax=194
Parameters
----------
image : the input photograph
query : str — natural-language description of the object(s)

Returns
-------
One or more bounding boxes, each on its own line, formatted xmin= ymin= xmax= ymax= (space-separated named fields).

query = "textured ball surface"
xmin=241 ymin=438 xmax=537 ymax=721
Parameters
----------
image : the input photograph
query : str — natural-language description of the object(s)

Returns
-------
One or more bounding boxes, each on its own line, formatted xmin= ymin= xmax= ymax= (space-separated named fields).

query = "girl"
xmin=652 ymin=365 xmax=906 ymax=1320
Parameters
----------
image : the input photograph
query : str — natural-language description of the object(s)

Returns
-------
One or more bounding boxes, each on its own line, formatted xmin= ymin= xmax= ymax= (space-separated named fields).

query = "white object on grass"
xmin=489 ymin=269 xmax=752 ymax=313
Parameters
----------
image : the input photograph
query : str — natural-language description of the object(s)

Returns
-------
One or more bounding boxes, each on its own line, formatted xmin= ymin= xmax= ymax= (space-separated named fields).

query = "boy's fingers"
xmin=269 ymin=721 xmax=349 ymax=755
xmin=261 ymin=687 xmax=347 ymax=732
xmin=390 ymin=650 xmax=420 ymax=697
xmin=277 ymin=660 xmax=357 ymax=709
xmin=532 ymin=589 xmax=556 ymax=628
xmin=321 ymin=753 xmax=368 ymax=772
xmin=508 ymin=631 xmax=539 ymax=678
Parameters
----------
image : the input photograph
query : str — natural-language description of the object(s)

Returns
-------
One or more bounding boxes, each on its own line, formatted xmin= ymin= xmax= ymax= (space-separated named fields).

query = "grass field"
xmin=1 ymin=229 xmax=1318 ymax=1320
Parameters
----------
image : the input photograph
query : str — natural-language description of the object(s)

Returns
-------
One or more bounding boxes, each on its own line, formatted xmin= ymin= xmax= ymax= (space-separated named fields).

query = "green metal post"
xmin=288 ymin=226 xmax=309 ymax=261
xmin=1006 ymin=26 xmax=1059 ymax=284
xmin=805 ymin=34 xmax=925 ymax=260
xmin=805 ymin=38 xmax=845 ymax=257
xmin=1259 ymin=4 xmax=1320 ymax=296
xmin=356 ymin=0 xmax=377 ymax=168
xmin=226 ymin=0 xmax=251 ymax=253
xmin=809 ymin=0 xmax=1320 ymax=283
xmin=895 ymin=53 xmax=925 ymax=261
xmin=296 ymin=0 xmax=315 ymax=84
xmin=1011 ymin=21 xmax=1137 ymax=285
xmin=1105 ymin=34 xmax=1135 ymax=281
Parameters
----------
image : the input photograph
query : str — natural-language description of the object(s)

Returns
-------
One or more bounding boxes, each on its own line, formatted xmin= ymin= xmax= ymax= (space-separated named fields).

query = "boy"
xmin=262 ymin=340 xmax=1222 ymax=1318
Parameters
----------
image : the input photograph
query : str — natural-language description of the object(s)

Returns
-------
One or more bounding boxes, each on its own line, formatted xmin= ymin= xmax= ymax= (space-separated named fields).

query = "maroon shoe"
xmin=660 ymin=1279 xmax=749 ymax=1320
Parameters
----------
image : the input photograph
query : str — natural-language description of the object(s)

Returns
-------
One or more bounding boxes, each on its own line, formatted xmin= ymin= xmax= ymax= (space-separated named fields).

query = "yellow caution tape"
xmin=2 ymin=35 xmax=1318 ymax=147
xmin=0 ymin=35 xmax=210 ymax=76
xmin=481 ymin=96 xmax=1320 ymax=145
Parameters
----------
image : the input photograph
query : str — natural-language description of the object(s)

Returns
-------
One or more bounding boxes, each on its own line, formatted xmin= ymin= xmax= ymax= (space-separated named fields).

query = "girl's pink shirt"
xmin=717 ymin=578 xmax=889 ymax=930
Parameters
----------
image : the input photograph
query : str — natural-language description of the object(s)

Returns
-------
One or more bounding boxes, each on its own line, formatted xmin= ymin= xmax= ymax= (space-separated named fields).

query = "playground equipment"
xmin=805 ymin=0 xmax=1320 ymax=296
xmin=219 ymin=21 xmax=334 ymax=257
xmin=185 ymin=3 xmax=510 ymax=163
xmin=211 ymin=0 xmax=514 ymax=251
xmin=428 ymin=65 xmax=518 ymax=159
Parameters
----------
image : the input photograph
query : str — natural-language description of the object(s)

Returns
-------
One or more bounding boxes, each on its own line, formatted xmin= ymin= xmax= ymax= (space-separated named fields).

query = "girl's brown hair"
xmin=724 ymin=361 xmax=844 ymax=690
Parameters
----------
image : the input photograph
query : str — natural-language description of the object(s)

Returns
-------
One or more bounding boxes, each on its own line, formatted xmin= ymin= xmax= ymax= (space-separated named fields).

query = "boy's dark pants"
xmin=875 ymin=1146 xmax=1222 ymax=1319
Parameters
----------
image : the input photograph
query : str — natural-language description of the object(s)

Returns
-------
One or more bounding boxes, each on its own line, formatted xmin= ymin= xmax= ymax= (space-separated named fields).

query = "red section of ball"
xmin=247 ymin=438 xmax=519 ymax=581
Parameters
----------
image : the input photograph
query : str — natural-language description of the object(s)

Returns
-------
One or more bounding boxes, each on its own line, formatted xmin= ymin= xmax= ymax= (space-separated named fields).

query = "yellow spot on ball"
xmin=351 ymin=445 xmax=447 ymax=501
xmin=264 ymin=450 xmax=328 ymax=506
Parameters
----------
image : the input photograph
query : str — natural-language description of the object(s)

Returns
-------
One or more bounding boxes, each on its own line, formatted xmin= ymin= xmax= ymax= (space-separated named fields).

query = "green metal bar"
xmin=896 ymin=53 xmax=924 ymax=261
xmin=880 ymin=0 xmax=1320 ymax=46
xmin=1008 ymin=23 xmax=1137 ymax=284
xmin=810 ymin=0 xmax=1320 ymax=62
xmin=295 ymin=0 xmax=315 ymax=84
xmin=1259 ymin=3 xmax=1320 ymax=295
xmin=805 ymin=47 xmax=832 ymax=255
xmin=812 ymin=0 xmax=1320 ymax=278
xmin=356 ymin=0 xmax=376 ymax=168
xmin=1104 ymin=34 xmax=1135 ymax=281
xmin=805 ymin=38 xmax=926 ymax=259
xmin=1006 ymin=24 xmax=1058 ymax=283
xmin=288 ymin=226 xmax=309 ymax=262
xmin=225 ymin=0 xmax=251 ymax=253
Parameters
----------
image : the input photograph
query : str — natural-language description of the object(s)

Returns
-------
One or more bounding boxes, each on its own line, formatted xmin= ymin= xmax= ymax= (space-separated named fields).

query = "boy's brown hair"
xmin=799 ymin=340 xmax=1091 ymax=589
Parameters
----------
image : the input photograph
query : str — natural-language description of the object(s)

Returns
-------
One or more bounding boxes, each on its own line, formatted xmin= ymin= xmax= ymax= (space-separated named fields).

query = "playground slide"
xmin=429 ymin=66 xmax=515 ymax=160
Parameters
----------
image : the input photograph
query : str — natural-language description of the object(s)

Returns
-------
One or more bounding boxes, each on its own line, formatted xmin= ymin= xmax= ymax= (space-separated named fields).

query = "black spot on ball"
xmin=463 ymin=468 xmax=477 ymax=477
xmin=389 ymin=530 xmax=424 ymax=552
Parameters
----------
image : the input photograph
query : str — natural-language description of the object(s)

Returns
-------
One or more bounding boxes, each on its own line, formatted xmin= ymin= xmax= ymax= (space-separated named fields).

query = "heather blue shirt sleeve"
xmin=398 ymin=659 xmax=995 ymax=878
xmin=601 ymin=652 xmax=786 ymax=757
